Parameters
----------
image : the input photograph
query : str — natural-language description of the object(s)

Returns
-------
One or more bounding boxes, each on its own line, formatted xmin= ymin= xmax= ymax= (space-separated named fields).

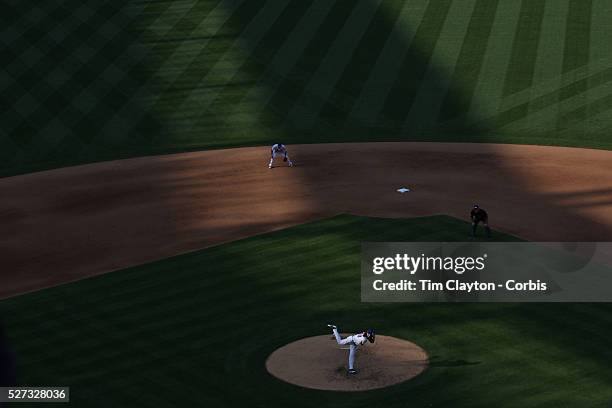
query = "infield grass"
xmin=1 ymin=215 xmax=611 ymax=407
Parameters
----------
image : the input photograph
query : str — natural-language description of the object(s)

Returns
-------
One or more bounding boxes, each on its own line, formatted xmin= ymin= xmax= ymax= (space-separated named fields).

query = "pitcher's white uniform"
xmin=332 ymin=328 xmax=368 ymax=371
xmin=268 ymin=143 xmax=293 ymax=168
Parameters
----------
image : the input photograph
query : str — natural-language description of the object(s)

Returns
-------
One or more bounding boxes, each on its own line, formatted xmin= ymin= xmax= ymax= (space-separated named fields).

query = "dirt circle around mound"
xmin=265 ymin=334 xmax=428 ymax=391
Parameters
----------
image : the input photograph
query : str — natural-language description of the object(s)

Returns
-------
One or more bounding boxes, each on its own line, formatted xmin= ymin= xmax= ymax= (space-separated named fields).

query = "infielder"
xmin=470 ymin=204 xmax=491 ymax=237
xmin=268 ymin=143 xmax=293 ymax=168
xmin=327 ymin=324 xmax=375 ymax=375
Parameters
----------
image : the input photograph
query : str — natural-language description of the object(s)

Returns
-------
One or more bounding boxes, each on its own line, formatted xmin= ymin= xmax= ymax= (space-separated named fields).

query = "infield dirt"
xmin=2 ymin=142 xmax=612 ymax=298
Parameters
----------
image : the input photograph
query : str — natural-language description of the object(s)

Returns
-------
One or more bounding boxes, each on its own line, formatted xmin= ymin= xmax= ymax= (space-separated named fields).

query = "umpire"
xmin=470 ymin=204 xmax=491 ymax=238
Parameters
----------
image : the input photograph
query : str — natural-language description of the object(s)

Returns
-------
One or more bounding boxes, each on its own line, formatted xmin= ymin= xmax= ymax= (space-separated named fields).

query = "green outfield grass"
xmin=1 ymin=215 xmax=611 ymax=407
xmin=2 ymin=0 xmax=612 ymax=176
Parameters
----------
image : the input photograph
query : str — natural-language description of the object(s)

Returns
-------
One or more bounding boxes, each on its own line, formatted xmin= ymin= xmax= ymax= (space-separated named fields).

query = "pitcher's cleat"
xmin=348 ymin=369 xmax=358 ymax=375
xmin=327 ymin=324 xmax=337 ymax=330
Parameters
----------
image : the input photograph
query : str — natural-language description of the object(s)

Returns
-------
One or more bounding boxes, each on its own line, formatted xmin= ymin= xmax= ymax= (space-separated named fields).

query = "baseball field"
xmin=2 ymin=0 xmax=612 ymax=406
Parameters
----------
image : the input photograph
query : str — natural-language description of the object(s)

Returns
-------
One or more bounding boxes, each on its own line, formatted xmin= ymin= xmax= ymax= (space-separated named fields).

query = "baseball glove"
xmin=283 ymin=157 xmax=287 ymax=162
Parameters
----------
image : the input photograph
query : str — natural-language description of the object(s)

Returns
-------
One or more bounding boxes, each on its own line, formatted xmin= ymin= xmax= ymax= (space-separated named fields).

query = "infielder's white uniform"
xmin=332 ymin=328 xmax=368 ymax=370
xmin=268 ymin=143 xmax=293 ymax=168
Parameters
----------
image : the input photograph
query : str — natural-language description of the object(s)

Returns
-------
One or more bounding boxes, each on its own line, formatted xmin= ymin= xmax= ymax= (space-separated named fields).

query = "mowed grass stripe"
xmin=141 ymin=0 xmax=262 ymax=111
xmin=379 ymin=0 xmax=453 ymax=125
xmin=1 ymin=1 xmax=84 ymax=152
xmin=72 ymin=2 xmax=209 ymax=140
xmin=587 ymin=0 xmax=612 ymax=136
xmin=137 ymin=0 xmax=241 ymax=83
xmin=589 ymin=0 xmax=612 ymax=63
xmin=437 ymin=0 xmax=500 ymax=122
xmin=288 ymin=0 xmax=382 ymax=130
xmin=491 ymin=66 xmax=612 ymax=133
xmin=403 ymin=0 xmax=477 ymax=132
xmin=309 ymin=0 xmax=397 ymax=127
xmin=574 ymin=0 xmax=605 ymax=140
xmin=559 ymin=91 xmax=612 ymax=133
xmin=561 ymin=0 xmax=593 ymax=75
xmin=132 ymin=1 xmax=208 ymax=84
xmin=226 ymin=0 xmax=336 ymax=127
xmin=501 ymin=0 xmax=546 ymax=98
xmin=149 ymin=0 xmax=280 ymax=119
xmin=526 ymin=0 xmax=569 ymax=132
xmin=558 ymin=0 xmax=593 ymax=136
xmin=200 ymin=0 xmax=316 ymax=130
xmin=260 ymin=1 xmax=356 ymax=126
xmin=476 ymin=0 xmax=545 ymax=133
xmin=347 ymin=0 xmax=429 ymax=127
xmin=466 ymin=0 xmax=521 ymax=120
xmin=97 ymin=0 xmax=217 ymax=147
xmin=136 ymin=0 xmax=209 ymax=40
xmin=134 ymin=0 xmax=198 ymax=34
xmin=558 ymin=0 xmax=593 ymax=101
xmin=500 ymin=70 xmax=612 ymax=138
xmin=175 ymin=1 xmax=295 ymax=133
xmin=530 ymin=0 xmax=570 ymax=89
xmin=467 ymin=60 xmax=612 ymax=132
xmin=5 ymin=0 xmax=139 ymax=150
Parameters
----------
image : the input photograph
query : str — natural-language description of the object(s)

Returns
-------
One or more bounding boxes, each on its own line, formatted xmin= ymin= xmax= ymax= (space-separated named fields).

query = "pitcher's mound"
xmin=266 ymin=334 xmax=428 ymax=391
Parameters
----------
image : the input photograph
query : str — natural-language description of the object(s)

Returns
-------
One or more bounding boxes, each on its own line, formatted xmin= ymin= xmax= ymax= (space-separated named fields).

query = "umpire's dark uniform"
xmin=470 ymin=205 xmax=491 ymax=237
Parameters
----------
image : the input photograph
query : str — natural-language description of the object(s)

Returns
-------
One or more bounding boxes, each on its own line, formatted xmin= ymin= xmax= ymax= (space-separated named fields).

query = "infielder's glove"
xmin=283 ymin=157 xmax=287 ymax=162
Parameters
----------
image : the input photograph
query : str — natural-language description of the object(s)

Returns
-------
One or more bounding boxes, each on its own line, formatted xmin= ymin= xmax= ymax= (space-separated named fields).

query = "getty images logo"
xmin=372 ymin=253 xmax=488 ymax=275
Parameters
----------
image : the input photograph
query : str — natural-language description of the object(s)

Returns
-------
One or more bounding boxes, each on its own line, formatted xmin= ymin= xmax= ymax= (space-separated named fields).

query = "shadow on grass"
xmin=428 ymin=356 xmax=481 ymax=368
